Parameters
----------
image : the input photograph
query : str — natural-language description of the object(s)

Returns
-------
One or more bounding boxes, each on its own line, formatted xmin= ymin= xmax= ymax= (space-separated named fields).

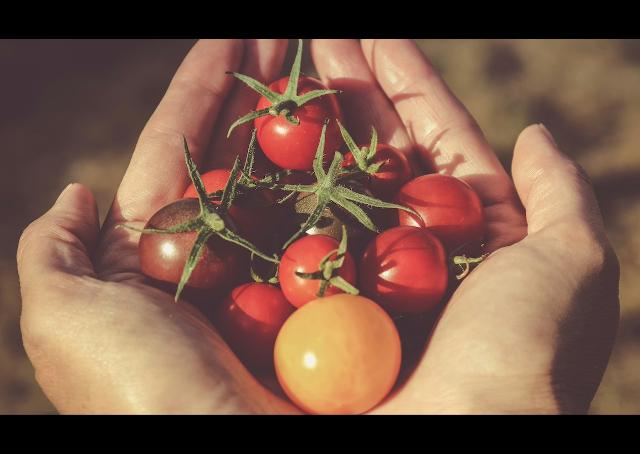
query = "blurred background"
xmin=0 ymin=39 xmax=638 ymax=414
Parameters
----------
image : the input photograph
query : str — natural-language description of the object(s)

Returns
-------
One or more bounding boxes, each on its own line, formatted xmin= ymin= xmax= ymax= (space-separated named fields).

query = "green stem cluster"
xmin=226 ymin=39 xmax=340 ymax=138
xmin=294 ymin=226 xmax=359 ymax=297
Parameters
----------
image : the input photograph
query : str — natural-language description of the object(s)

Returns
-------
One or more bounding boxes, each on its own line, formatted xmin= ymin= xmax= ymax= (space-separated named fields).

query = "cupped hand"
xmin=17 ymin=39 xmax=300 ymax=414
xmin=17 ymin=39 xmax=620 ymax=414
xmin=310 ymin=39 xmax=619 ymax=414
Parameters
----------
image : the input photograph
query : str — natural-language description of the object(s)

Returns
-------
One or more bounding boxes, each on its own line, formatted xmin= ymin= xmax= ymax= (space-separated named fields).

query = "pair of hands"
xmin=16 ymin=39 xmax=620 ymax=414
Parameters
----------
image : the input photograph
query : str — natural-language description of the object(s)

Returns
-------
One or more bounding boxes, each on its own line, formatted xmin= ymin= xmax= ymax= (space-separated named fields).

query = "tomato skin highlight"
xmin=359 ymin=226 xmax=449 ymax=315
xmin=274 ymin=294 xmax=401 ymax=415
xmin=395 ymin=174 xmax=485 ymax=253
xmin=255 ymin=76 xmax=343 ymax=171
xmin=343 ymin=144 xmax=413 ymax=199
xmin=138 ymin=198 xmax=248 ymax=291
xmin=213 ymin=283 xmax=295 ymax=370
xmin=278 ymin=234 xmax=357 ymax=308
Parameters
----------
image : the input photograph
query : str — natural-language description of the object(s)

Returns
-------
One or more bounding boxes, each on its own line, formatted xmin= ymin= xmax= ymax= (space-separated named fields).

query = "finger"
xmin=512 ymin=124 xmax=606 ymax=235
xmin=106 ymin=39 xmax=244 ymax=226
xmin=361 ymin=39 xmax=514 ymax=204
xmin=310 ymin=39 xmax=412 ymax=153
xmin=206 ymin=39 xmax=288 ymax=170
xmin=17 ymin=184 xmax=100 ymax=293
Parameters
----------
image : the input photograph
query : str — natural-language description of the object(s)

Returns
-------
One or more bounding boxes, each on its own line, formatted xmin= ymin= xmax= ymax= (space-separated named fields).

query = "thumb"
xmin=512 ymin=124 xmax=605 ymax=235
xmin=17 ymin=183 xmax=100 ymax=288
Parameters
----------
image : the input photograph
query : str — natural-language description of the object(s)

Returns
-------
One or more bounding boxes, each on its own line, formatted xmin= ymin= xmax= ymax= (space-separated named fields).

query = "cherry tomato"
xmin=138 ymin=198 xmax=247 ymax=290
xmin=183 ymin=169 xmax=277 ymax=249
xmin=343 ymin=144 xmax=413 ymax=199
xmin=274 ymin=294 xmax=401 ymax=414
xmin=278 ymin=234 xmax=357 ymax=308
xmin=183 ymin=168 xmax=234 ymax=199
xmin=255 ymin=76 xmax=343 ymax=171
xmin=395 ymin=174 xmax=485 ymax=253
xmin=359 ymin=226 xmax=448 ymax=315
xmin=213 ymin=283 xmax=294 ymax=370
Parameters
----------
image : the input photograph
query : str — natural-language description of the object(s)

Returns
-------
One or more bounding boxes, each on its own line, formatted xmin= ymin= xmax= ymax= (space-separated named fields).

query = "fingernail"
xmin=538 ymin=123 xmax=558 ymax=147
xmin=56 ymin=183 xmax=75 ymax=203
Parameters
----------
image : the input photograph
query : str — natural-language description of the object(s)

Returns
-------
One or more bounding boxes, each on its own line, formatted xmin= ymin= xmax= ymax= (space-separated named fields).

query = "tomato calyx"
xmin=337 ymin=120 xmax=386 ymax=176
xmin=120 ymin=131 xmax=279 ymax=301
xmin=245 ymin=121 xmax=417 ymax=249
xmin=226 ymin=39 xmax=341 ymax=138
xmin=294 ymin=226 xmax=359 ymax=297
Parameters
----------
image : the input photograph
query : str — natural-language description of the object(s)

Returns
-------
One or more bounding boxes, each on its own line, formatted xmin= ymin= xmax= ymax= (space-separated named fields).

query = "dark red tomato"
xmin=183 ymin=169 xmax=277 ymax=249
xmin=395 ymin=174 xmax=485 ymax=253
xmin=359 ymin=226 xmax=448 ymax=315
xmin=139 ymin=198 xmax=248 ymax=290
xmin=255 ymin=76 xmax=343 ymax=171
xmin=278 ymin=234 xmax=357 ymax=308
xmin=343 ymin=144 xmax=413 ymax=199
xmin=213 ymin=283 xmax=295 ymax=370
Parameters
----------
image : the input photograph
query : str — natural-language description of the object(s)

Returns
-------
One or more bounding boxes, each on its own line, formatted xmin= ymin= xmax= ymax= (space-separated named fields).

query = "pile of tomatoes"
xmin=130 ymin=40 xmax=486 ymax=415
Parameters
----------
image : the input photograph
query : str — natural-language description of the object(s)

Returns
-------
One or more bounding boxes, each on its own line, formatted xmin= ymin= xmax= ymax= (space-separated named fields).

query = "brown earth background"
xmin=0 ymin=39 xmax=638 ymax=414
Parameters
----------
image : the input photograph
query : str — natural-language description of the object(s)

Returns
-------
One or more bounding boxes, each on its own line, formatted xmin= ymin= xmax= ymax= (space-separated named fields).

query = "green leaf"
xmin=328 ymin=276 xmax=360 ymax=295
xmin=220 ymin=156 xmax=241 ymax=212
xmin=318 ymin=248 xmax=340 ymax=271
xmin=317 ymin=279 xmax=330 ymax=298
xmin=283 ymin=111 xmax=300 ymax=125
xmin=313 ymin=122 xmax=329 ymax=181
xmin=294 ymin=89 xmax=341 ymax=106
xmin=241 ymin=129 xmax=257 ymax=182
xmin=227 ymin=71 xmax=281 ymax=104
xmin=182 ymin=136 xmax=209 ymax=214
xmin=366 ymin=160 xmax=385 ymax=175
xmin=366 ymin=126 xmax=378 ymax=161
xmin=325 ymin=151 xmax=345 ymax=185
xmin=285 ymin=39 xmax=304 ymax=98
xmin=335 ymin=186 xmax=418 ymax=214
xmin=276 ymin=190 xmax=298 ymax=205
xmin=331 ymin=195 xmax=379 ymax=232
xmin=282 ymin=193 xmax=330 ymax=249
xmin=217 ymin=228 xmax=280 ymax=264
xmin=337 ymin=225 xmax=348 ymax=257
xmin=175 ymin=229 xmax=213 ymax=302
xmin=227 ymin=107 xmax=272 ymax=138
xmin=337 ymin=119 xmax=366 ymax=169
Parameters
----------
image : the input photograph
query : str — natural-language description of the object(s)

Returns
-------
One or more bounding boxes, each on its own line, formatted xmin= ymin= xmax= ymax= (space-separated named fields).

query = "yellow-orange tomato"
xmin=274 ymin=294 xmax=401 ymax=414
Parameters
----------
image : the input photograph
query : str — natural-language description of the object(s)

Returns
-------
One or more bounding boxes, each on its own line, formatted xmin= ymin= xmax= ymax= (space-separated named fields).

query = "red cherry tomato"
xmin=255 ymin=76 xmax=343 ymax=171
xmin=183 ymin=169 xmax=277 ymax=249
xmin=359 ymin=226 xmax=448 ymax=315
xmin=395 ymin=174 xmax=485 ymax=253
xmin=138 ymin=198 xmax=248 ymax=290
xmin=343 ymin=144 xmax=413 ymax=199
xmin=278 ymin=234 xmax=357 ymax=308
xmin=213 ymin=283 xmax=295 ymax=370
xmin=183 ymin=168 xmax=233 ymax=199
xmin=274 ymin=294 xmax=401 ymax=414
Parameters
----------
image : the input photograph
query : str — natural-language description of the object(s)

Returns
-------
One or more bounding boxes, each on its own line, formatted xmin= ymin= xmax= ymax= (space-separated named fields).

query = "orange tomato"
xmin=274 ymin=294 xmax=401 ymax=414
